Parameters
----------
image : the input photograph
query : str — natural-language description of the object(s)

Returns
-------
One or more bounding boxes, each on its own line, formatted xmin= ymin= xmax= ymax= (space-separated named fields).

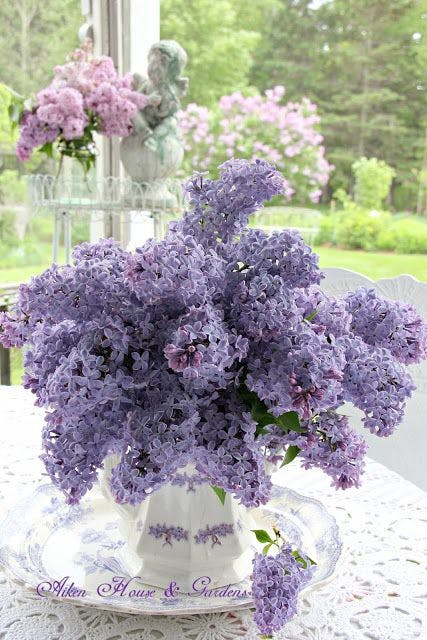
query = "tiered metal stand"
xmin=27 ymin=174 xmax=184 ymax=262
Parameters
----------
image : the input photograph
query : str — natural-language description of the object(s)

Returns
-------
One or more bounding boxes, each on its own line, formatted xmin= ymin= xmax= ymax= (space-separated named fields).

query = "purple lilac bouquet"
xmin=179 ymin=86 xmax=331 ymax=203
xmin=13 ymin=41 xmax=147 ymax=171
xmin=1 ymin=158 xmax=426 ymax=637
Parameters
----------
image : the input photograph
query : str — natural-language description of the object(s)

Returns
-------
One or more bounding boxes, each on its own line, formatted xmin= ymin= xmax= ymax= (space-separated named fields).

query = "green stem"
xmin=55 ymin=152 xmax=64 ymax=181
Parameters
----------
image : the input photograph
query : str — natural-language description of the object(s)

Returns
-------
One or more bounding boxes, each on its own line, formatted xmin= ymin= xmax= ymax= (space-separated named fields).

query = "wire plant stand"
xmin=27 ymin=174 xmax=184 ymax=263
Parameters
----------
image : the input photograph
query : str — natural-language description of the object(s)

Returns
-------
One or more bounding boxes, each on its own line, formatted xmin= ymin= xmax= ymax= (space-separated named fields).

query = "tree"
xmin=0 ymin=0 xmax=82 ymax=96
xmin=0 ymin=84 xmax=16 ymax=152
xmin=160 ymin=0 xmax=261 ymax=106
xmin=250 ymin=1 xmax=326 ymax=104
xmin=250 ymin=0 xmax=427 ymax=208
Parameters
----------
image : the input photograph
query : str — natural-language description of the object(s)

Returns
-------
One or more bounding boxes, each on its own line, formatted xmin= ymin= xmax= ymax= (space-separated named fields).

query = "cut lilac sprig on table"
xmin=251 ymin=527 xmax=315 ymax=638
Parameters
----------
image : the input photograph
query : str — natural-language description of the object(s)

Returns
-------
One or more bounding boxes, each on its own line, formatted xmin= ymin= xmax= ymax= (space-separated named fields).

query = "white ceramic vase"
xmin=120 ymin=130 xmax=184 ymax=209
xmin=99 ymin=456 xmax=257 ymax=591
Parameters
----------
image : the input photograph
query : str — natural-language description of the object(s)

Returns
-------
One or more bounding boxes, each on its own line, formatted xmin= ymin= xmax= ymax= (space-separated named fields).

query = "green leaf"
xmin=251 ymin=529 xmax=273 ymax=544
xmin=276 ymin=411 xmax=304 ymax=433
xmin=280 ymin=445 xmax=300 ymax=467
xmin=304 ymin=308 xmax=320 ymax=322
xmin=39 ymin=141 xmax=54 ymax=158
xmin=262 ymin=542 xmax=273 ymax=555
xmin=238 ymin=384 xmax=277 ymax=436
xmin=292 ymin=549 xmax=317 ymax=567
xmin=7 ymin=95 xmax=25 ymax=132
xmin=211 ymin=485 xmax=226 ymax=505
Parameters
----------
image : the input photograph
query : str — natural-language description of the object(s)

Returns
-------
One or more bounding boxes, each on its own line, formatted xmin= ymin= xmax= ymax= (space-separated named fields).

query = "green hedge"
xmin=315 ymin=209 xmax=427 ymax=254
xmin=335 ymin=209 xmax=391 ymax=251
xmin=377 ymin=218 xmax=427 ymax=254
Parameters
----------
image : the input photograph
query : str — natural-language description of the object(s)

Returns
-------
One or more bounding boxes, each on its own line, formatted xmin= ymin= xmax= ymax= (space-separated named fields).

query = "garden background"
xmin=0 ymin=0 xmax=426 ymax=287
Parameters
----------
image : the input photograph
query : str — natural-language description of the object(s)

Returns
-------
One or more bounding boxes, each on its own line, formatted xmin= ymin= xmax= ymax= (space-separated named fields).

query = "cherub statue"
xmin=120 ymin=40 xmax=188 ymax=206
xmin=131 ymin=40 xmax=188 ymax=153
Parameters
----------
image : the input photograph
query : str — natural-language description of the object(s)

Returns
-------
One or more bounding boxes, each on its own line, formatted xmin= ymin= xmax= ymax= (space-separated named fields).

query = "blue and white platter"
xmin=0 ymin=483 xmax=342 ymax=615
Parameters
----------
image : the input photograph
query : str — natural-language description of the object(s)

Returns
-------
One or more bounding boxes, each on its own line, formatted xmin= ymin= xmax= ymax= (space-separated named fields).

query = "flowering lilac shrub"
xmin=178 ymin=87 xmax=331 ymax=203
xmin=15 ymin=41 xmax=147 ymax=169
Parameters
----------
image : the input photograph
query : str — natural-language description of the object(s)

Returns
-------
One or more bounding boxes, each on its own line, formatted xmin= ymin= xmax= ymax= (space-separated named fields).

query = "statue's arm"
xmin=156 ymin=92 xmax=180 ymax=119
xmin=132 ymin=73 xmax=149 ymax=93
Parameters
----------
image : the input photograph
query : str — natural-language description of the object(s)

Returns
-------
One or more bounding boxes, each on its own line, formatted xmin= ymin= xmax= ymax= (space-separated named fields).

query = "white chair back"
xmin=322 ymin=268 xmax=427 ymax=490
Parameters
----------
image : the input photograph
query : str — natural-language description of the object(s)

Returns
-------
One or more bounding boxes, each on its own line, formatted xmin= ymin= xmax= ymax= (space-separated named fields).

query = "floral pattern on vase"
xmin=194 ymin=524 xmax=234 ymax=547
xmin=99 ymin=457 xmax=257 ymax=590
xmin=148 ymin=524 xmax=189 ymax=547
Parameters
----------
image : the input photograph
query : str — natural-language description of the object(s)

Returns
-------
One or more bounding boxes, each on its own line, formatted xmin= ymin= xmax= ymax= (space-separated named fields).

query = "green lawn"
xmin=0 ymin=245 xmax=425 ymax=287
xmin=0 ymin=246 xmax=65 ymax=287
xmin=316 ymin=247 xmax=427 ymax=281
xmin=0 ymin=263 xmax=51 ymax=285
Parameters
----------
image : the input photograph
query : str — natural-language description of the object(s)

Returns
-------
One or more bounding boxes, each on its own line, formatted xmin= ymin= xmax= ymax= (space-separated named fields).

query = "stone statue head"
xmin=147 ymin=40 xmax=188 ymax=96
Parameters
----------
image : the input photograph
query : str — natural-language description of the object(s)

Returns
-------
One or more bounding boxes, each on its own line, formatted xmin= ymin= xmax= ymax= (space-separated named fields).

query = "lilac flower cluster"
xmin=265 ymin=411 xmax=369 ymax=490
xmin=345 ymin=287 xmax=427 ymax=365
xmin=251 ymin=543 xmax=313 ymax=637
xmin=16 ymin=40 xmax=147 ymax=163
xmin=148 ymin=524 xmax=188 ymax=547
xmin=194 ymin=523 xmax=234 ymax=546
xmin=1 ymin=158 xmax=425 ymax=515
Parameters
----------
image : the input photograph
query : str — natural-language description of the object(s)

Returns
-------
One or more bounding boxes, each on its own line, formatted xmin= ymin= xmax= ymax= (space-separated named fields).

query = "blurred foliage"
xmin=335 ymin=207 xmax=392 ymax=251
xmin=250 ymin=0 xmax=427 ymax=210
xmin=0 ymin=84 xmax=17 ymax=150
xmin=315 ymin=206 xmax=427 ymax=254
xmin=28 ymin=213 xmax=89 ymax=245
xmin=161 ymin=0 xmax=263 ymax=106
xmin=0 ymin=0 xmax=81 ymax=96
xmin=0 ymin=169 xmax=27 ymax=204
xmin=352 ymin=157 xmax=396 ymax=210
xmin=0 ymin=209 xmax=16 ymax=244
xmin=377 ymin=217 xmax=427 ymax=253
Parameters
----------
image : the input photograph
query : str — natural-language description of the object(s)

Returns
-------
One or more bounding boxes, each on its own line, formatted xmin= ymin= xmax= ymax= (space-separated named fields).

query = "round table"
xmin=0 ymin=386 xmax=425 ymax=640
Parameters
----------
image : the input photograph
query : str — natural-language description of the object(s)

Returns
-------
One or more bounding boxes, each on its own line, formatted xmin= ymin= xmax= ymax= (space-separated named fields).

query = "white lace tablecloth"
xmin=0 ymin=386 xmax=426 ymax=640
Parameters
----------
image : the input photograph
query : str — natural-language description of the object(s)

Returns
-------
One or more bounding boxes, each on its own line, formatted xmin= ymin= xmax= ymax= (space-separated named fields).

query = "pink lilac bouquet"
xmin=179 ymin=86 xmax=331 ymax=203
xmin=1 ymin=159 xmax=426 ymax=637
xmin=14 ymin=41 xmax=147 ymax=171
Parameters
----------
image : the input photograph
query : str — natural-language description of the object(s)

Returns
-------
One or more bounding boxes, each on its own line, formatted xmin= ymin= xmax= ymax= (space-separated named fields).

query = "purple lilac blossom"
xmin=195 ymin=393 xmax=273 ymax=507
xmin=1 ymin=159 xmax=426 ymax=508
xmin=180 ymin=158 xmax=286 ymax=246
xmin=295 ymin=286 xmax=353 ymax=337
xmin=341 ymin=336 xmax=415 ymax=436
xmin=264 ymin=411 xmax=368 ymax=489
xmin=16 ymin=42 xmax=147 ymax=163
xmin=246 ymin=325 xmax=345 ymax=419
xmin=345 ymin=287 xmax=427 ymax=365
xmin=251 ymin=543 xmax=313 ymax=636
